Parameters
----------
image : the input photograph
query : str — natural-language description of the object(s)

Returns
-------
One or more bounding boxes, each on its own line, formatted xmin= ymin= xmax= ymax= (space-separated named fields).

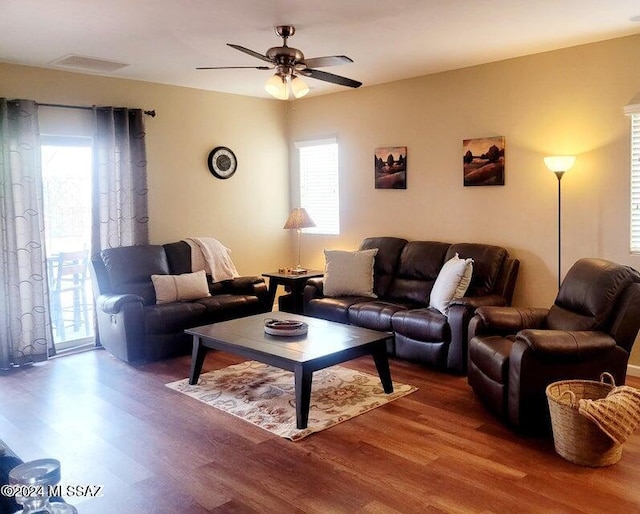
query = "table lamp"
xmin=283 ymin=207 xmax=316 ymax=272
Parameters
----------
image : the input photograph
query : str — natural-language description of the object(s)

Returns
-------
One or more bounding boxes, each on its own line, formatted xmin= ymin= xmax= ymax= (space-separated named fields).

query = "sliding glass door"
xmin=41 ymin=137 xmax=95 ymax=350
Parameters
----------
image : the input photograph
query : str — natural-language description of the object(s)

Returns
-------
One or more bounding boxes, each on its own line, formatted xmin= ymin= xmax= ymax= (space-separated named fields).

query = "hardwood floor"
xmin=1 ymin=348 xmax=639 ymax=513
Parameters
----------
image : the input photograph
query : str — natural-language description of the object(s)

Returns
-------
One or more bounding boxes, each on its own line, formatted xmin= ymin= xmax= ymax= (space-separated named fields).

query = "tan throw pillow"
xmin=151 ymin=270 xmax=211 ymax=304
xmin=323 ymin=248 xmax=378 ymax=297
xmin=429 ymin=253 xmax=474 ymax=315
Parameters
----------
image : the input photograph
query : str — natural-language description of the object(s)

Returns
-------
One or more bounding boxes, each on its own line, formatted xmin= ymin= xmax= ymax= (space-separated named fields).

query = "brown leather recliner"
xmin=467 ymin=258 xmax=640 ymax=434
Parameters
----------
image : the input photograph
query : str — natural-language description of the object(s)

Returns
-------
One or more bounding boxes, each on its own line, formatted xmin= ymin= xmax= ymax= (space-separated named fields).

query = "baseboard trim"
xmin=627 ymin=364 xmax=640 ymax=377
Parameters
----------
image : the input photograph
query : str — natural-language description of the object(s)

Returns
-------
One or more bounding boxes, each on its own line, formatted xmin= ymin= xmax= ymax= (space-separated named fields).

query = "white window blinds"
xmin=632 ymin=113 xmax=640 ymax=253
xmin=626 ymin=96 xmax=640 ymax=253
xmin=296 ymin=138 xmax=340 ymax=235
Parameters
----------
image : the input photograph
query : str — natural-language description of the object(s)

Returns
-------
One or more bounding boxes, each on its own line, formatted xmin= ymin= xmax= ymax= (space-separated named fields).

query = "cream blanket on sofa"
xmin=183 ymin=237 xmax=239 ymax=282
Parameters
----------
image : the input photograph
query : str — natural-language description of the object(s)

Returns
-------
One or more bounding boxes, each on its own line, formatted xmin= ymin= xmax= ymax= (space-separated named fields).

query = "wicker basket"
xmin=545 ymin=373 xmax=622 ymax=467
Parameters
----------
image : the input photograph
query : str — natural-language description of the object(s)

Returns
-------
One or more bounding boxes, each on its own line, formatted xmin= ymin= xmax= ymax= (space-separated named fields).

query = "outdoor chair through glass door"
xmin=41 ymin=137 xmax=95 ymax=351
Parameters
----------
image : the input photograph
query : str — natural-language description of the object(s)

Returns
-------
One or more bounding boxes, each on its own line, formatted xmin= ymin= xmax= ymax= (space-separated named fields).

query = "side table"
xmin=262 ymin=270 xmax=323 ymax=314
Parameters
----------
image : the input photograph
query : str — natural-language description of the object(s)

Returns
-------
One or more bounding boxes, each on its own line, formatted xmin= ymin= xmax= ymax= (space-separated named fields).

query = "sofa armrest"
xmin=97 ymin=293 xmax=145 ymax=314
xmin=304 ymin=277 xmax=325 ymax=303
xmin=507 ymin=332 xmax=628 ymax=431
xmin=213 ymin=276 xmax=270 ymax=312
xmin=94 ymin=294 xmax=146 ymax=363
xmin=473 ymin=306 xmax=548 ymax=334
xmin=450 ymin=293 xmax=508 ymax=310
xmin=516 ymin=329 xmax=617 ymax=361
xmin=446 ymin=294 xmax=511 ymax=373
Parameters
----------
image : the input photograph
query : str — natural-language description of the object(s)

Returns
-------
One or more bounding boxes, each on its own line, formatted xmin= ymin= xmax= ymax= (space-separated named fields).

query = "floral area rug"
xmin=166 ymin=360 xmax=417 ymax=441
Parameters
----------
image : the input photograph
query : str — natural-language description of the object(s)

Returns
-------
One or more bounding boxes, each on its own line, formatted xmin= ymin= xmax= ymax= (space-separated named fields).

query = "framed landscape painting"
xmin=463 ymin=136 xmax=505 ymax=186
xmin=375 ymin=146 xmax=407 ymax=189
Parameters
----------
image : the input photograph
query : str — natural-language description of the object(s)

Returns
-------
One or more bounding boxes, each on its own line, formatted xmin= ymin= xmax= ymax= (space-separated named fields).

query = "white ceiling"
xmin=2 ymin=0 xmax=640 ymax=100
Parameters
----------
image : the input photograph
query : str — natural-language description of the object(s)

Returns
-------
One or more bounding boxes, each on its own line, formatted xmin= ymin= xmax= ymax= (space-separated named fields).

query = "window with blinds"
xmin=296 ymin=138 xmax=340 ymax=235
xmin=631 ymin=113 xmax=640 ymax=253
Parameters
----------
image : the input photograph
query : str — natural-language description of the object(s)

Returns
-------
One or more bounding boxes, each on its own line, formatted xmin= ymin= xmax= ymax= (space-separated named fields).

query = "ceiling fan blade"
xmin=300 ymin=68 xmax=362 ymax=88
xmin=227 ymin=43 xmax=273 ymax=64
xmin=303 ymin=55 xmax=353 ymax=68
xmin=197 ymin=66 xmax=271 ymax=70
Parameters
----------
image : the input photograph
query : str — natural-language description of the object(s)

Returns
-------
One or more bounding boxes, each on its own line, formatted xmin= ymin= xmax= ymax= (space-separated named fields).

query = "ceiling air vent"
xmin=49 ymin=55 xmax=129 ymax=73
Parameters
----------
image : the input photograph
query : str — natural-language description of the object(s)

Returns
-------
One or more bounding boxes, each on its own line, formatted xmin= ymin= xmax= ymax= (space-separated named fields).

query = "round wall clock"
xmin=207 ymin=146 xmax=237 ymax=179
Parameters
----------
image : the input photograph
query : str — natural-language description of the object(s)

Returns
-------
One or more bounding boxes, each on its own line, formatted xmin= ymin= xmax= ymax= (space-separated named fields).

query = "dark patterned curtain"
xmin=91 ymin=107 xmax=149 ymax=254
xmin=0 ymin=98 xmax=54 ymax=369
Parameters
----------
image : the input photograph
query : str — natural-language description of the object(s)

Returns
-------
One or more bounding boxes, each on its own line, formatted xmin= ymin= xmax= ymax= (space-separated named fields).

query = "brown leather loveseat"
xmin=303 ymin=237 xmax=520 ymax=373
xmin=90 ymin=241 xmax=271 ymax=363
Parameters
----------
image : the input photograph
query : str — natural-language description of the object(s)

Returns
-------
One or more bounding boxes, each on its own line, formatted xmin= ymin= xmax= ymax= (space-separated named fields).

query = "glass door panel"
xmin=41 ymin=141 xmax=94 ymax=350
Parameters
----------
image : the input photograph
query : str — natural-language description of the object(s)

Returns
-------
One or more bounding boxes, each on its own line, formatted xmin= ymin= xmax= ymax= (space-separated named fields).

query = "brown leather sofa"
xmin=303 ymin=237 xmax=520 ymax=373
xmin=467 ymin=258 xmax=640 ymax=433
xmin=90 ymin=241 xmax=271 ymax=363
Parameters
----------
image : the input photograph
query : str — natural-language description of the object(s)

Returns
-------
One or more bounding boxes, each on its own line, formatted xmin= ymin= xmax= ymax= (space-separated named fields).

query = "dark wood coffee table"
xmin=186 ymin=312 xmax=394 ymax=429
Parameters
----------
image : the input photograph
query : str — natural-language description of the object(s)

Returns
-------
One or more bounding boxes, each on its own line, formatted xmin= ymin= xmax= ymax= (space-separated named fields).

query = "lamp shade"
xmin=544 ymin=156 xmax=576 ymax=173
xmin=290 ymin=76 xmax=309 ymax=98
xmin=265 ymin=74 xmax=289 ymax=100
xmin=283 ymin=208 xmax=316 ymax=230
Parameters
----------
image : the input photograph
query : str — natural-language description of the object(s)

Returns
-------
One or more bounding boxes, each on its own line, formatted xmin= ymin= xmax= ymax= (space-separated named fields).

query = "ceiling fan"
xmin=197 ymin=25 xmax=362 ymax=100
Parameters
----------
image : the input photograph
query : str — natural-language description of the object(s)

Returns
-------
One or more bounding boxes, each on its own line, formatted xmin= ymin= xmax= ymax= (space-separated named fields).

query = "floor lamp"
xmin=544 ymin=156 xmax=576 ymax=289
xmin=283 ymin=207 xmax=316 ymax=272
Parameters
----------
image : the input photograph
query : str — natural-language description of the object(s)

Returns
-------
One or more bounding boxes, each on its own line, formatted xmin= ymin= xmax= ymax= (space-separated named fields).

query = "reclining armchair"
xmin=467 ymin=258 xmax=640 ymax=433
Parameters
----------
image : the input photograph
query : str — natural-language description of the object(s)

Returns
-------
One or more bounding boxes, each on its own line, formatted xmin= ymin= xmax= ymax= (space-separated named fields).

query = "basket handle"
xmin=600 ymin=372 xmax=616 ymax=386
xmin=559 ymin=389 xmax=577 ymax=407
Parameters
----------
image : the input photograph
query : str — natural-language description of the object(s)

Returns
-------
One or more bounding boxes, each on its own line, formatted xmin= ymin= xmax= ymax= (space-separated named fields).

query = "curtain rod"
xmin=38 ymin=102 xmax=156 ymax=117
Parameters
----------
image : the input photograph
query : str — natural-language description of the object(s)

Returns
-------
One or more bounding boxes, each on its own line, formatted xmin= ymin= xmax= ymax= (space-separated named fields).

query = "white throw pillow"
xmin=151 ymin=270 xmax=211 ymax=304
xmin=323 ymin=248 xmax=378 ymax=297
xmin=429 ymin=253 xmax=474 ymax=315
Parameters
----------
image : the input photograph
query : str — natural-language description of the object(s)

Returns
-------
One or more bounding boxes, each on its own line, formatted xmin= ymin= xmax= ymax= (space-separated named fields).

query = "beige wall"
xmin=287 ymin=34 xmax=640 ymax=365
xmin=0 ymin=62 xmax=290 ymax=276
xmin=3 ymin=33 xmax=640 ymax=365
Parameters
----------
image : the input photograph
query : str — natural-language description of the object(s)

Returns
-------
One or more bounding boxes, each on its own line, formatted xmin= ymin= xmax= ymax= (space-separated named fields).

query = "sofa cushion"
xmin=117 ymin=281 xmax=157 ymax=306
xmin=385 ymin=241 xmax=450 ymax=305
xmin=323 ymin=249 xmax=378 ymax=297
xmin=446 ymin=243 xmax=506 ymax=297
xmin=102 ymin=245 xmax=170 ymax=288
xmin=359 ymin=237 xmax=408 ymax=297
xmin=305 ymin=296 xmax=369 ymax=324
xmin=163 ymin=241 xmax=193 ymax=274
xmin=429 ymin=253 xmax=474 ymax=315
xmin=144 ymin=302 xmax=207 ymax=334
xmin=102 ymin=245 xmax=169 ymax=305
xmin=395 ymin=336 xmax=449 ymax=367
xmin=348 ymin=301 xmax=409 ymax=331
xmin=195 ymin=294 xmax=260 ymax=321
xmin=392 ymin=307 xmax=450 ymax=342
xmin=468 ymin=335 xmax=514 ymax=384
xmin=547 ymin=258 xmax=639 ymax=331
xmin=151 ymin=270 xmax=211 ymax=304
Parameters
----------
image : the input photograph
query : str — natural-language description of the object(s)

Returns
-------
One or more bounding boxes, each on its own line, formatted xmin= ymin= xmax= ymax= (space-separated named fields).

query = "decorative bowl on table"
xmin=264 ymin=319 xmax=308 ymax=337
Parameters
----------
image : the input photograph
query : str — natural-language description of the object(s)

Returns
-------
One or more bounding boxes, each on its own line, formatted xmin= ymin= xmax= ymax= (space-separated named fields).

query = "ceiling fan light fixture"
xmin=265 ymin=73 xmax=289 ymax=100
xmin=290 ymin=75 xmax=309 ymax=98
xmin=203 ymin=26 xmax=361 ymax=97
